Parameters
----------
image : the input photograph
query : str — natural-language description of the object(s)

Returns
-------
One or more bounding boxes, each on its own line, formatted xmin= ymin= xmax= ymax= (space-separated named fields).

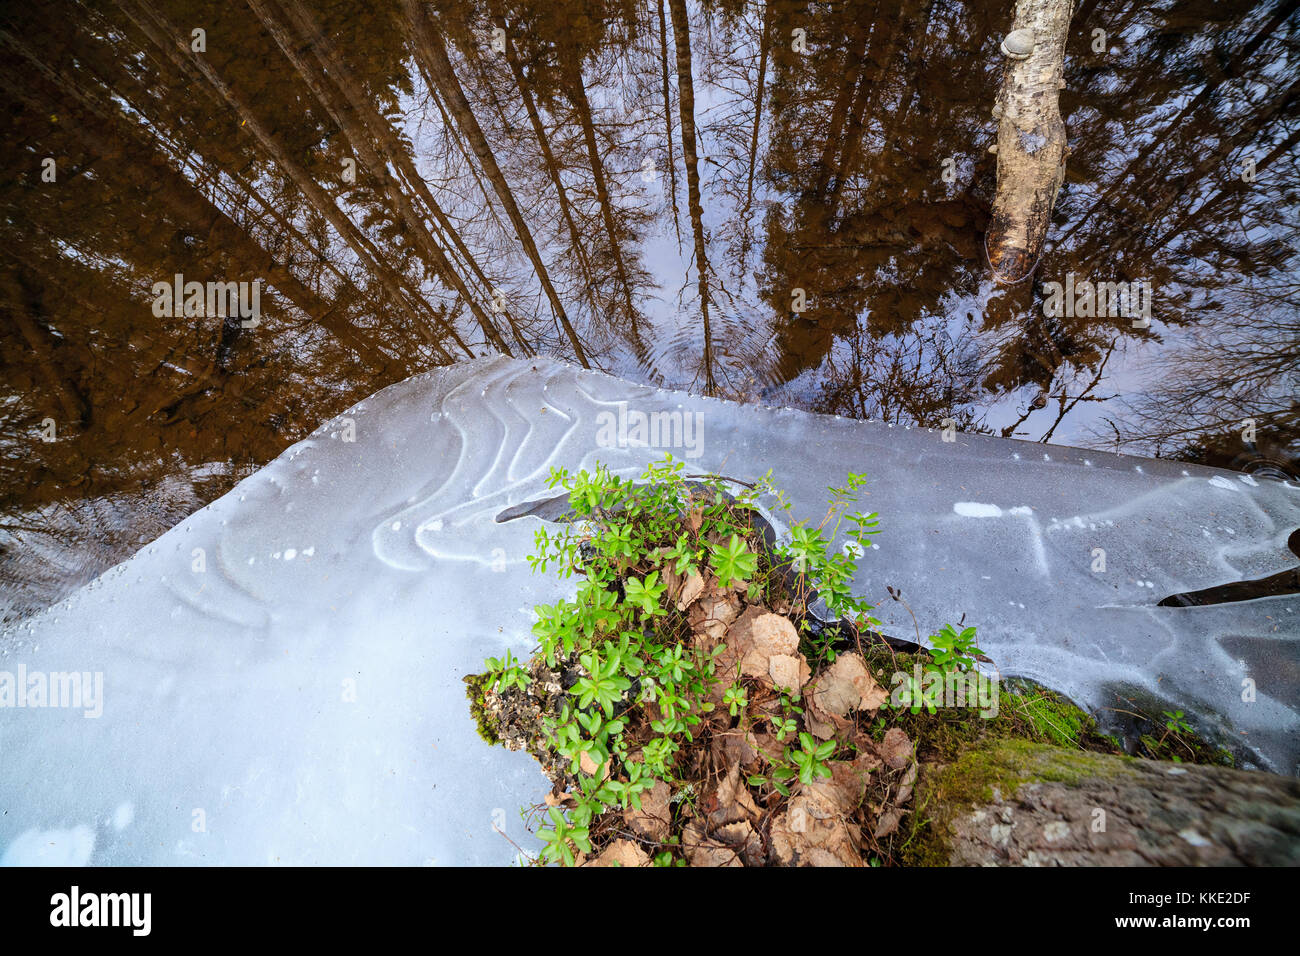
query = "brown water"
xmin=1 ymin=0 xmax=1297 ymax=619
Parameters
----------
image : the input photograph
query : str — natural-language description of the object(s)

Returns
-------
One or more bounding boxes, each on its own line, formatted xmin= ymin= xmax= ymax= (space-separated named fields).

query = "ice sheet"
xmin=2 ymin=355 xmax=1297 ymax=864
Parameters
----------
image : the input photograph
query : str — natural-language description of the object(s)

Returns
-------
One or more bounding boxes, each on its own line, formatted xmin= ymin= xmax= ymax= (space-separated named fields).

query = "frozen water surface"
xmin=2 ymin=356 xmax=1298 ymax=864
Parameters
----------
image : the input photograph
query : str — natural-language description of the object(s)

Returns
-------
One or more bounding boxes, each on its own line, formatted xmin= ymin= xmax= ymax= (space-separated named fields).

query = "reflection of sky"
xmin=192 ymin=3 xmax=1300 ymax=454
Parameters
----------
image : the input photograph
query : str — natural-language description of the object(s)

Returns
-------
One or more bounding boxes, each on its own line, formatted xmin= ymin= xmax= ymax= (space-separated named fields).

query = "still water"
xmin=1 ymin=0 xmax=1297 ymax=618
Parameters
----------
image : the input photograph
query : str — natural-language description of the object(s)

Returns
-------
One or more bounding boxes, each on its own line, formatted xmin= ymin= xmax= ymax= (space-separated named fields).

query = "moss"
xmin=1010 ymin=690 xmax=1088 ymax=746
xmin=858 ymin=653 xmax=1120 ymax=762
xmin=901 ymin=739 xmax=1141 ymax=865
xmin=463 ymin=672 xmax=500 ymax=746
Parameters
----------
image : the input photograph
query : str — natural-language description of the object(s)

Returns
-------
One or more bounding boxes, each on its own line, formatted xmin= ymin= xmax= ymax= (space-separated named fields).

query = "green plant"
xmin=790 ymin=732 xmax=836 ymax=785
xmin=722 ymin=680 xmax=748 ymax=717
xmin=573 ymin=647 xmax=633 ymax=717
xmin=536 ymin=807 xmax=591 ymax=866
xmin=928 ymin=624 xmax=983 ymax=672
xmin=483 ymin=648 xmax=530 ymax=694
xmin=1160 ymin=709 xmax=1193 ymax=743
xmin=767 ymin=472 xmax=883 ymax=663
xmin=477 ymin=454 xmax=890 ymax=864
xmin=709 ymin=533 xmax=757 ymax=588
xmin=894 ymin=670 xmax=938 ymax=715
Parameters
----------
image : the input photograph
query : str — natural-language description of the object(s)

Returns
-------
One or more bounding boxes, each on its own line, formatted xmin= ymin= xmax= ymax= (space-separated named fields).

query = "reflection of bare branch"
xmin=1038 ymin=338 xmax=1118 ymax=444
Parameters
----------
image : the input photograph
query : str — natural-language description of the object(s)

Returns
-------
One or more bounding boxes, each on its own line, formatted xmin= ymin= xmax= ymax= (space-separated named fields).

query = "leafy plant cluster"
xmin=891 ymin=623 xmax=985 ymax=716
xmin=478 ymin=455 xmax=895 ymax=865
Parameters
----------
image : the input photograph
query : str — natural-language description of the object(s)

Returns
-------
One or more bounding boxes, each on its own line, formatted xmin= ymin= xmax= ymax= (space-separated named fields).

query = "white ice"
xmin=2 ymin=355 xmax=1298 ymax=865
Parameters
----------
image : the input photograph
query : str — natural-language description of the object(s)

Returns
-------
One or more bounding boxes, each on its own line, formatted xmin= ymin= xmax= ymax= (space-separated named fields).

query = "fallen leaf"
xmin=768 ymin=801 xmax=860 ymax=867
xmin=803 ymin=697 xmax=839 ymax=741
xmin=579 ymin=750 xmax=609 ymax=779
xmin=873 ymin=808 xmax=904 ymax=840
xmin=689 ymin=586 xmax=741 ymax=642
xmin=683 ymin=821 xmax=743 ymax=867
xmin=711 ymin=728 xmax=760 ymax=769
xmin=686 ymin=506 xmax=703 ymax=533
xmin=896 ymin=761 xmax=919 ymax=804
xmin=808 ymin=653 xmax=888 ymax=718
xmin=709 ymin=761 xmax=762 ymax=828
xmin=714 ymin=820 xmax=764 ymax=866
xmin=749 ymin=732 xmax=786 ymax=765
xmin=586 ymin=839 xmax=650 ymax=867
xmin=676 ymin=571 xmax=705 ymax=610
xmin=768 ymin=653 xmax=811 ymax=691
xmin=804 ymin=758 xmax=874 ymax=814
xmin=623 ymin=780 xmax=672 ymax=843
xmin=879 ymin=728 xmax=913 ymax=770
xmin=719 ymin=607 xmax=801 ymax=681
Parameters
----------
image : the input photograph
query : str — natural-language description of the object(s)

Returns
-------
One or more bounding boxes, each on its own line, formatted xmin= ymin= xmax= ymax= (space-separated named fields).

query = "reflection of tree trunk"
xmin=2 ymin=273 xmax=89 ymax=427
xmin=826 ymin=39 xmax=878 ymax=202
xmin=814 ymin=18 xmax=872 ymax=198
xmin=986 ymin=0 xmax=1074 ymax=282
xmin=116 ymin=0 xmax=466 ymax=363
xmin=401 ymin=0 xmax=590 ymax=368
xmin=829 ymin=0 xmax=921 ymax=208
xmin=658 ymin=0 xmax=683 ymax=249
xmin=668 ymin=0 xmax=715 ymax=394
xmin=739 ymin=1 xmax=770 ymax=255
xmin=564 ymin=60 xmax=640 ymax=340
xmin=857 ymin=0 xmax=935 ymax=200
xmin=492 ymin=9 xmax=603 ymax=329
xmin=275 ymin=0 xmax=534 ymax=357
xmin=248 ymin=0 xmax=512 ymax=356
xmin=0 ymin=59 xmax=398 ymax=375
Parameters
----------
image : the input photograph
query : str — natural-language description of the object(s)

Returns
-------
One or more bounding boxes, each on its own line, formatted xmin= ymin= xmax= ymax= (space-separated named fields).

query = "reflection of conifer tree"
xmin=401 ymin=0 xmax=590 ymax=366
xmin=668 ymin=0 xmax=716 ymax=394
xmin=270 ymin=0 xmax=538 ymax=356
xmin=658 ymin=0 xmax=683 ymax=248
xmin=489 ymin=0 xmax=605 ymax=331
xmin=121 ymin=0 xmax=469 ymax=362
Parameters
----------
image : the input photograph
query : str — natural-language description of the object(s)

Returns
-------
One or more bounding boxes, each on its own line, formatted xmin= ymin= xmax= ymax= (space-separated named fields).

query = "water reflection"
xmin=1 ymin=0 xmax=1296 ymax=617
